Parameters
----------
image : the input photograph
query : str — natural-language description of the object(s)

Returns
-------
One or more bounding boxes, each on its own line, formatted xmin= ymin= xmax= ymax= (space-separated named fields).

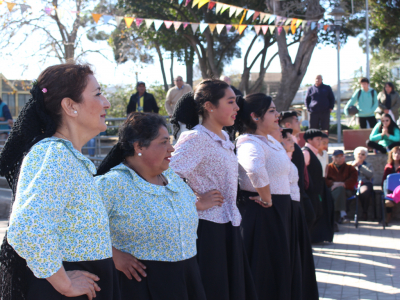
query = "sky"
xmin=0 ymin=1 xmax=368 ymax=89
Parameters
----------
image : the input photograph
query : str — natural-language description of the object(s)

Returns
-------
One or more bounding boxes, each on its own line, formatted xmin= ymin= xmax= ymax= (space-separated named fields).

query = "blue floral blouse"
xmin=95 ymin=163 xmax=198 ymax=262
xmin=7 ymin=137 xmax=112 ymax=278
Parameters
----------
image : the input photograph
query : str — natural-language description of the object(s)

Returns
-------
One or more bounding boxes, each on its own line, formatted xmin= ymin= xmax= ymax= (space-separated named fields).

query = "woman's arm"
xmin=369 ymin=123 xmax=383 ymax=141
xmin=248 ymin=185 xmax=273 ymax=208
xmin=388 ymin=127 xmax=400 ymax=142
xmin=112 ymin=247 xmax=147 ymax=282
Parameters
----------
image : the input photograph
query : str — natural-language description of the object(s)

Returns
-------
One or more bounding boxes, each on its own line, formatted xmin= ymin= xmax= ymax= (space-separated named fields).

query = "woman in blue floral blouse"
xmin=96 ymin=112 xmax=206 ymax=300
xmin=0 ymin=64 xmax=120 ymax=300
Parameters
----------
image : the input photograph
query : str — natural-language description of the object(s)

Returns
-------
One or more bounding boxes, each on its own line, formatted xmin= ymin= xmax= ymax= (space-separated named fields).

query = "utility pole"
xmin=366 ymin=0 xmax=370 ymax=78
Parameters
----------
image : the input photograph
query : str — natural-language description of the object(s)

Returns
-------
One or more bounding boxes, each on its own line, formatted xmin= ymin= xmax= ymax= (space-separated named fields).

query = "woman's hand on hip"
xmin=249 ymin=195 xmax=273 ymax=208
xmin=112 ymin=247 xmax=147 ymax=282
xmin=195 ymin=189 xmax=224 ymax=211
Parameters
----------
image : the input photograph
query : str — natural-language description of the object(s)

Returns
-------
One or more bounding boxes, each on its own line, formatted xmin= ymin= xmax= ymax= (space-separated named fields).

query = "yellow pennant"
xmin=283 ymin=25 xmax=290 ymax=34
xmin=192 ymin=0 xmax=200 ymax=8
xmin=296 ymin=19 xmax=303 ymax=27
xmin=124 ymin=17 xmax=134 ymax=28
xmin=239 ymin=9 xmax=247 ymax=24
xmin=198 ymin=0 xmax=210 ymax=9
xmin=238 ymin=24 xmax=247 ymax=35
xmin=0 ymin=1 xmax=4 ymax=5
xmin=208 ymin=23 xmax=216 ymax=33
xmin=92 ymin=13 xmax=102 ymax=23
xmin=6 ymin=2 xmax=16 ymax=12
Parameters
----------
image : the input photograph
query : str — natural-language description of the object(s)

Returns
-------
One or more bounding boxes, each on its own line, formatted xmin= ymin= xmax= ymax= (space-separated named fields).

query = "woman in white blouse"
xmin=234 ymin=94 xmax=294 ymax=300
xmin=170 ymin=79 xmax=258 ymax=300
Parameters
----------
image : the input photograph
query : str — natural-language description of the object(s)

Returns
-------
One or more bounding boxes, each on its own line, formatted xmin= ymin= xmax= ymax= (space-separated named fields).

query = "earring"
xmin=255 ymin=118 xmax=259 ymax=121
xmin=138 ymin=153 xmax=142 ymax=157
xmin=73 ymin=111 xmax=77 ymax=114
xmin=211 ymin=110 xmax=213 ymax=112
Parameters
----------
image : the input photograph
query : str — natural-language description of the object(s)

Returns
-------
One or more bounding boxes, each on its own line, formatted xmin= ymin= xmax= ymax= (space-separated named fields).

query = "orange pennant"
xmin=0 ymin=1 xmax=4 ymax=4
xmin=92 ymin=13 xmax=102 ymax=23
xmin=6 ymin=2 xmax=16 ymax=12
xmin=238 ymin=25 xmax=247 ymax=35
xmin=208 ymin=23 xmax=216 ymax=33
xmin=323 ymin=24 xmax=328 ymax=31
xmin=124 ymin=17 xmax=134 ymax=28
xmin=283 ymin=25 xmax=290 ymax=34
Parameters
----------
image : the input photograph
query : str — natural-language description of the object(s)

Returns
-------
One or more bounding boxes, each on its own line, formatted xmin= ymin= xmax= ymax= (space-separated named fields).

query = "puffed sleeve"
xmin=170 ymin=131 xmax=205 ymax=179
xmin=7 ymin=143 xmax=73 ymax=278
xmin=236 ymin=140 xmax=269 ymax=189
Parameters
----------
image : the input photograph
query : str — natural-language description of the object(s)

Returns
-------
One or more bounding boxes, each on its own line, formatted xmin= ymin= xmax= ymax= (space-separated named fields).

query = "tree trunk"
xmin=170 ymin=51 xmax=174 ymax=87
xmin=64 ymin=43 xmax=75 ymax=63
xmin=155 ymin=42 xmax=169 ymax=92
xmin=185 ymin=47 xmax=194 ymax=87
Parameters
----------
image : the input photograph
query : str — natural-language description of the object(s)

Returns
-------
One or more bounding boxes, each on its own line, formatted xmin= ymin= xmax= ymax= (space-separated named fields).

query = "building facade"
xmin=0 ymin=74 xmax=32 ymax=117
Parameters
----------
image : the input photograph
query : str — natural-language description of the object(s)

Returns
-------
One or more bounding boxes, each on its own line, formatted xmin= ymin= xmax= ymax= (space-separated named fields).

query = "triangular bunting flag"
xmin=199 ymin=23 xmax=208 ymax=33
xmin=254 ymin=25 xmax=261 ymax=35
xmin=208 ymin=24 xmax=216 ymax=33
xmin=280 ymin=17 xmax=287 ymax=26
xmin=236 ymin=7 xmax=244 ymax=17
xmin=0 ymin=1 xmax=3 ymax=4
xmin=261 ymin=25 xmax=268 ymax=35
xmin=302 ymin=21 xmax=307 ymax=29
xmin=6 ymin=2 xmax=15 ymax=12
xmin=296 ymin=19 xmax=302 ymax=27
xmin=311 ymin=22 xmax=316 ymax=30
xmin=246 ymin=9 xmax=255 ymax=20
xmin=323 ymin=24 xmax=328 ymax=31
xmin=192 ymin=0 xmax=200 ymax=8
xmin=116 ymin=16 xmax=123 ymax=26
xmin=238 ymin=25 xmax=247 ymax=35
xmin=269 ymin=25 xmax=275 ymax=35
xmin=291 ymin=18 xmax=297 ymax=34
xmin=208 ymin=1 xmax=216 ymax=10
xmin=92 ymin=13 xmax=102 ymax=24
xmin=225 ymin=24 xmax=232 ymax=32
xmin=136 ymin=18 xmax=143 ymax=27
xmin=285 ymin=18 xmax=292 ymax=25
xmin=174 ymin=21 xmax=182 ymax=31
xmin=183 ymin=22 xmax=189 ymax=29
xmin=191 ymin=23 xmax=199 ymax=33
xmin=233 ymin=25 xmax=238 ymax=30
xmin=179 ymin=0 xmax=184 ymax=4
xmin=283 ymin=25 xmax=290 ymax=34
xmin=154 ymin=20 xmax=163 ymax=31
xmin=269 ymin=15 xmax=276 ymax=24
xmin=198 ymin=0 xmax=209 ymax=9
xmin=263 ymin=13 xmax=271 ymax=23
xmin=215 ymin=2 xmax=223 ymax=14
xmin=252 ymin=11 xmax=260 ymax=21
xmin=221 ymin=4 xmax=229 ymax=14
xmin=164 ymin=21 xmax=173 ymax=29
xmin=44 ymin=7 xmax=52 ymax=15
xmin=229 ymin=6 xmax=237 ymax=18
xmin=277 ymin=26 xmax=283 ymax=35
xmin=216 ymin=24 xmax=225 ymax=34
xmin=291 ymin=18 xmax=297 ymax=27
xmin=185 ymin=0 xmax=191 ymax=6
xmin=145 ymin=19 xmax=154 ymax=29
xmin=20 ymin=4 xmax=29 ymax=14
xmin=275 ymin=16 xmax=281 ymax=25
xmin=102 ymin=15 xmax=113 ymax=24
xmin=57 ymin=8 xmax=66 ymax=20
xmin=124 ymin=17 xmax=134 ymax=28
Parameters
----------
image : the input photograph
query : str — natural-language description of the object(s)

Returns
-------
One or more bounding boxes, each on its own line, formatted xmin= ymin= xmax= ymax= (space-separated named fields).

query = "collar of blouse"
xmin=237 ymin=133 xmax=282 ymax=151
xmin=50 ymin=137 xmax=96 ymax=174
xmin=112 ymin=163 xmax=180 ymax=195
xmin=196 ymin=125 xmax=234 ymax=151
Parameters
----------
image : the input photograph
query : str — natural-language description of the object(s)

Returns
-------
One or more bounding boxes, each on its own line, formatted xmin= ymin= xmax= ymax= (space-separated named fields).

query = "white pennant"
xmin=199 ymin=23 xmax=208 ymax=33
xmin=285 ymin=18 xmax=292 ymax=25
xmin=215 ymin=2 xmax=223 ymax=14
xmin=229 ymin=6 xmax=237 ymax=18
xmin=235 ymin=7 xmax=244 ymax=17
xmin=20 ymin=4 xmax=30 ymax=14
xmin=145 ymin=19 xmax=154 ymax=29
xmin=174 ymin=21 xmax=182 ymax=31
xmin=56 ymin=8 xmax=65 ymax=20
xmin=216 ymin=24 xmax=225 ymax=34
xmin=115 ymin=16 xmax=123 ymax=26
xmin=154 ymin=20 xmax=163 ymax=31
xmin=191 ymin=23 xmax=199 ymax=33
xmin=263 ymin=13 xmax=271 ymax=23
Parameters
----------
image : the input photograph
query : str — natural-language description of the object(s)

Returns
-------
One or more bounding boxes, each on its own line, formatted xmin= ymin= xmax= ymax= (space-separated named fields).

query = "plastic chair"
xmin=381 ymin=173 xmax=400 ymax=229
xmin=346 ymin=180 xmax=362 ymax=228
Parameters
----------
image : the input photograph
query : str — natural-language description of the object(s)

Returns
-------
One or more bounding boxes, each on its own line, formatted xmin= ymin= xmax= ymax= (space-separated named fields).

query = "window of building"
xmin=18 ymin=94 xmax=31 ymax=114
xmin=1 ymin=93 xmax=16 ymax=116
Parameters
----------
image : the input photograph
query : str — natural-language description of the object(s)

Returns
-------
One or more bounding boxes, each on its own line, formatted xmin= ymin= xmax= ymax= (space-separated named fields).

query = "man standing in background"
xmin=127 ymin=81 xmax=159 ymax=114
xmin=305 ymin=75 xmax=335 ymax=131
xmin=165 ymin=76 xmax=192 ymax=117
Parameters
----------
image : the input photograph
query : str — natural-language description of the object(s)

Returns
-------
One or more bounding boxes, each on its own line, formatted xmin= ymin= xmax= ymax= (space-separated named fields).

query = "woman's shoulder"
xmin=95 ymin=164 xmax=131 ymax=186
xmin=384 ymin=163 xmax=394 ymax=170
xmin=25 ymin=138 xmax=75 ymax=166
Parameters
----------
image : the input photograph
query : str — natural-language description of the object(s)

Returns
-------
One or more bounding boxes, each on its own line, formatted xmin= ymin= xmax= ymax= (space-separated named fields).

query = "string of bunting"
xmin=1 ymin=1 xmax=337 ymax=34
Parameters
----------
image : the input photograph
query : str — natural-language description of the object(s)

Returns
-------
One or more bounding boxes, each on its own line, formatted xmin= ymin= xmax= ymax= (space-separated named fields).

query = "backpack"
xmin=357 ymin=89 xmax=375 ymax=108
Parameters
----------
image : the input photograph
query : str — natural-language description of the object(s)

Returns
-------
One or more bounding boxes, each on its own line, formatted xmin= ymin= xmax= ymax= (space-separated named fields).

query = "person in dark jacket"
xmin=127 ymin=81 xmax=159 ymax=115
xmin=305 ymin=75 xmax=335 ymax=131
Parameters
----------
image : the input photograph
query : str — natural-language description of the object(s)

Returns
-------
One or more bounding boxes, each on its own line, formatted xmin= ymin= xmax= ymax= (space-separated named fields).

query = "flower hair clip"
xmin=42 ymin=88 xmax=47 ymax=93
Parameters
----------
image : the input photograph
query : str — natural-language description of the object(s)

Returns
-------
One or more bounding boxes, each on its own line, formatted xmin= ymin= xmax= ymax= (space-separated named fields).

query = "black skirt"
xmin=26 ymin=257 xmax=120 ymax=300
xmin=119 ymin=256 xmax=206 ymax=300
xmin=292 ymin=201 xmax=319 ymax=300
xmin=237 ymin=191 xmax=292 ymax=300
xmin=196 ymin=219 xmax=258 ymax=300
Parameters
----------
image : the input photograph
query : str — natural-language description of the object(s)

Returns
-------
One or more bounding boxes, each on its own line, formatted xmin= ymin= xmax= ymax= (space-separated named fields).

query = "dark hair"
xmin=384 ymin=82 xmax=395 ymax=94
xmin=321 ymin=133 xmax=329 ymax=139
xmin=279 ymin=115 xmax=296 ymax=127
xmin=0 ymin=63 xmax=93 ymax=300
xmin=171 ymin=79 xmax=230 ymax=139
xmin=232 ymin=93 xmax=273 ymax=136
xmin=282 ymin=128 xmax=293 ymax=139
xmin=388 ymin=146 xmax=400 ymax=165
xmin=360 ymin=77 xmax=369 ymax=84
xmin=380 ymin=113 xmax=398 ymax=135
xmin=96 ymin=112 xmax=167 ymax=176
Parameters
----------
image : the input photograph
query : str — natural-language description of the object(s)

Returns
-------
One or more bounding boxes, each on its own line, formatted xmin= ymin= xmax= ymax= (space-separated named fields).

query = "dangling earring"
xmin=138 ymin=153 xmax=142 ymax=157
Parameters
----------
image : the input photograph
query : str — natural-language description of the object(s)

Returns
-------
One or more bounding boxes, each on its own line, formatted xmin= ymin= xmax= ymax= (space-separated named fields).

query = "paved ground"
xmin=0 ymin=220 xmax=399 ymax=300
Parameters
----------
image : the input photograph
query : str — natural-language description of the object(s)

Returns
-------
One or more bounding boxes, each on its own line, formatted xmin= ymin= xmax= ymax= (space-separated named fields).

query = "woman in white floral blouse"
xmin=0 ymin=64 xmax=120 ymax=300
xmin=96 ymin=112 xmax=206 ymax=300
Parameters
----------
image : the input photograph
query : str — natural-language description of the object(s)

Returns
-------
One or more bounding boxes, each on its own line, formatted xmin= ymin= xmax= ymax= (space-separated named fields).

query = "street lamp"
xmin=329 ymin=7 xmax=346 ymax=143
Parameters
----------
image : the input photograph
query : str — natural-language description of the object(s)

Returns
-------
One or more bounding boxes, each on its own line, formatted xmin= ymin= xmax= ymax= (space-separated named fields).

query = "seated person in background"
xmin=326 ymin=150 xmax=358 ymax=224
xmin=317 ymin=133 xmax=329 ymax=177
xmin=367 ymin=114 xmax=400 ymax=154
xmin=382 ymin=146 xmax=400 ymax=223
xmin=350 ymin=147 xmax=374 ymax=221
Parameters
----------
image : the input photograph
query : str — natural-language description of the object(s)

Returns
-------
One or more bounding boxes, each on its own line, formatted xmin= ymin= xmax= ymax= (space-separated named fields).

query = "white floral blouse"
xmin=95 ymin=164 xmax=198 ymax=262
xmin=7 ymin=137 xmax=112 ymax=279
